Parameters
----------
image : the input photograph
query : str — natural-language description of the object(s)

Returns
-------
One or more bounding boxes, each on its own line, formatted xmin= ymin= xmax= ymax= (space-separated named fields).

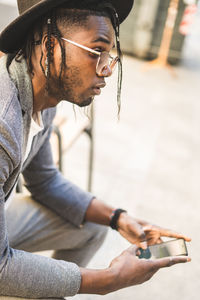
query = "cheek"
xmin=78 ymin=59 xmax=97 ymax=80
xmin=70 ymin=49 xmax=97 ymax=77
xmin=53 ymin=45 xmax=97 ymax=87
xmin=67 ymin=63 xmax=96 ymax=92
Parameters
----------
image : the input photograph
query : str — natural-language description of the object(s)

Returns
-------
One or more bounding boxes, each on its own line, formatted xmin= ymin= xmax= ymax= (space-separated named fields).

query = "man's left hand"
xmin=117 ymin=213 xmax=191 ymax=249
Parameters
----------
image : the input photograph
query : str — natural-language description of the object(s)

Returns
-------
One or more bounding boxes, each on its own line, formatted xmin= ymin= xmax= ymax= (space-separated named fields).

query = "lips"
xmin=92 ymin=83 xmax=106 ymax=96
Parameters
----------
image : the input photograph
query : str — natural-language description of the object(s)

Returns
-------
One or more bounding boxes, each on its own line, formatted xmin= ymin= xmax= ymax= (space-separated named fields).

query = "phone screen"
xmin=139 ymin=239 xmax=188 ymax=259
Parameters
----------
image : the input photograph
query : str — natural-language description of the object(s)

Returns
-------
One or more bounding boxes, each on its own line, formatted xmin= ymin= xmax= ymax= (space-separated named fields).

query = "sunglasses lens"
xmin=96 ymin=52 xmax=118 ymax=75
xmin=96 ymin=52 xmax=109 ymax=74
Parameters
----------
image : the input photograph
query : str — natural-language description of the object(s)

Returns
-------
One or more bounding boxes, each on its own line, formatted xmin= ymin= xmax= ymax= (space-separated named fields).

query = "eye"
xmin=88 ymin=48 xmax=101 ymax=59
xmin=94 ymin=47 xmax=102 ymax=51
xmin=94 ymin=47 xmax=103 ymax=53
xmin=89 ymin=52 xmax=100 ymax=59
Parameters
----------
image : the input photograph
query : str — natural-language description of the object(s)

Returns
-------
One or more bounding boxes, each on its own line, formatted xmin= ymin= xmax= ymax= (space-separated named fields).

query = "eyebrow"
xmin=91 ymin=37 xmax=115 ymax=48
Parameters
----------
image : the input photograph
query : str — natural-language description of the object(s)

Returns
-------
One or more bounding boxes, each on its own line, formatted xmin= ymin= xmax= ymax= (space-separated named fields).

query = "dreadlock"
xmin=13 ymin=0 xmax=123 ymax=113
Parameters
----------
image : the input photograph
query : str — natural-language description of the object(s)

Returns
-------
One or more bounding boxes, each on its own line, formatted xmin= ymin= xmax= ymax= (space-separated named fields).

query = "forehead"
xmin=67 ymin=15 xmax=115 ymax=45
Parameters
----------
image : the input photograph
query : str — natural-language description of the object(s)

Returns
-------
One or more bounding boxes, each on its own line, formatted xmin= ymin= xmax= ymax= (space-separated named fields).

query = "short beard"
xmin=47 ymin=65 xmax=93 ymax=107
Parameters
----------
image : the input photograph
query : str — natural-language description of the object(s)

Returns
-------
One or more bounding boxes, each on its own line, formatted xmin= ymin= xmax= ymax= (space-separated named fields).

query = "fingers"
xmin=143 ymin=225 xmax=154 ymax=232
xmin=153 ymin=256 xmax=191 ymax=269
xmin=155 ymin=238 xmax=163 ymax=244
xmin=140 ymin=240 xmax=148 ymax=249
xmin=126 ymin=245 xmax=140 ymax=255
xmin=119 ymin=219 xmax=148 ymax=249
xmin=143 ymin=225 xmax=191 ymax=242
xmin=162 ymin=231 xmax=191 ymax=242
xmin=130 ymin=221 xmax=147 ymax=249
xmin=155 ymin=228 xmax=191 ymax=242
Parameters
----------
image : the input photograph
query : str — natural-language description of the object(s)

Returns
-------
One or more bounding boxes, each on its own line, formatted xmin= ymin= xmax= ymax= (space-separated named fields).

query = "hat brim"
xmin=0 ymin=0 xmax=134 ymax=53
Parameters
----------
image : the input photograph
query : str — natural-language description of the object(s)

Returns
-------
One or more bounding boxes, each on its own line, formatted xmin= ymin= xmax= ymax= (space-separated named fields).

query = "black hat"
xmin=0 ymin=0 xmax=134 ymax=53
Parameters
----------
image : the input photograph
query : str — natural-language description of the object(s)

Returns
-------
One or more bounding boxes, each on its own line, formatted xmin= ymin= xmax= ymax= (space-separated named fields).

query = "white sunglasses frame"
xmin=61 ymin=37 xmax=118 ymax=75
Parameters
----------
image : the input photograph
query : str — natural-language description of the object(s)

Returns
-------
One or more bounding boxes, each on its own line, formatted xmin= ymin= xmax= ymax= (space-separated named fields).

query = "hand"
xmin=109 ymin=245 xmax=191 ymax=291
xmin=117 ymin=213 xmax=147 ymax=249
xmin=136 ymin=218 xmax=191 ymax=245
xmin=117 ymin=213 xmax=191 ymax=249
xmin=79 ymin=244 xmax=191 ymax=295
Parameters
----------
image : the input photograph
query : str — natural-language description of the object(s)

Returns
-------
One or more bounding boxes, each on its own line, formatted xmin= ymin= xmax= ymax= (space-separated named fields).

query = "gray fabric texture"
xmin=5 ymin=194 xmax=107 ymax=298
xmin=6 ymin=194 xmax=107 ymax=267
xmin=0 ymin=55 xmax=95 ymax=297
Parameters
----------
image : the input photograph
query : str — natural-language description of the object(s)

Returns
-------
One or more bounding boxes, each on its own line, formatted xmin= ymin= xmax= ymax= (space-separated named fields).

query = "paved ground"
xmin=66 ymin=64 xmax=199 ymax=300
xmin=64 ymin=11 xmax=200 ymax=300
xmin=0 ymin=2 xmax=200 ymax=300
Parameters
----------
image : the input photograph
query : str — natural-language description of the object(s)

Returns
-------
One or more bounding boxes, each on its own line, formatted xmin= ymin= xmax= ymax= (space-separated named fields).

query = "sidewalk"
xmin=0 ymin=40 xmax=199 ymax=300
xmin=0 ymin=2 xmax=199 ymax=298
xmin=63 ymin=48 xmax=200 ymax=299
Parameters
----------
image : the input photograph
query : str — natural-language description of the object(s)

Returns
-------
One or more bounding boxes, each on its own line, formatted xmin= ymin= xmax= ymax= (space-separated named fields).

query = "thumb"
xmin=153 ymin=256 xmax=191 ymax=269
xmin=134 ymin=224 xmax=147 ymax=249
xmin=129 ymin=220 xmax=147 ymax=249
xmin=125 ymin=245 xmax=140 ymax=255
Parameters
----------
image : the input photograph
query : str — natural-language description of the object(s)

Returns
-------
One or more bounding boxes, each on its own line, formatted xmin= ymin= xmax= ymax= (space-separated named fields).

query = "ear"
xmin=41 ymin=34 xmax=57 ymax=61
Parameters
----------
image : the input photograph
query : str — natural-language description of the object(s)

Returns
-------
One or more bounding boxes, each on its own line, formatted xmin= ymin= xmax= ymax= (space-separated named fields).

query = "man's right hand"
xmin=79 ymin=245 xmax=190 ymax=295
xmin=108 ymin=245 xmax=190 ymax=290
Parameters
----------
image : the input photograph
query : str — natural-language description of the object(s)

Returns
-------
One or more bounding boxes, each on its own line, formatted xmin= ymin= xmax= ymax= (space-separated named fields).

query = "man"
xmin=0 ymin=0 xmax=191 ymax=299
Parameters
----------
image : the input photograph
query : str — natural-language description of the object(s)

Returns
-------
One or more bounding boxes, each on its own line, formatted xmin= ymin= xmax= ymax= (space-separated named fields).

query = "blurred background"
xmin=0 ymin=0 xmax=200 ymax=299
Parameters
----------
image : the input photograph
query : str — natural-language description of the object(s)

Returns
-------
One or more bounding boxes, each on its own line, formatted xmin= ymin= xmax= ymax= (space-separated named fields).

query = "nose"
xmin=97 ymin=65 xmax=112 ymax=77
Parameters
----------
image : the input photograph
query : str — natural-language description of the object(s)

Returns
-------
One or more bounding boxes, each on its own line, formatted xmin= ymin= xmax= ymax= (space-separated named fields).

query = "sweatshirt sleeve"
xmin=22 ymin=127 xmax=94 ymax=227
xmin=0 ymin=136 xmax=81 ymax=298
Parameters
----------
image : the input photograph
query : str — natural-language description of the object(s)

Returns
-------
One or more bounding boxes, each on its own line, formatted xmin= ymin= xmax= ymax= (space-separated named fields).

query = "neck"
xmin=31 ymin=70 xmax=59 ymax=114
xmin=30 ymin=49 xmax=60 ymax=114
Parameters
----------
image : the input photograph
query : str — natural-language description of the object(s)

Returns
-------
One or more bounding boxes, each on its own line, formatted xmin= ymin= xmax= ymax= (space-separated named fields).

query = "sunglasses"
xmin=61 ymin=37 xmax=119 ymax=76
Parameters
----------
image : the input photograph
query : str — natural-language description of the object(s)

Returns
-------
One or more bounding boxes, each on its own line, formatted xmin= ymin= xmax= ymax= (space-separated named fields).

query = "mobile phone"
xmin=139 ymin=239 xmax=188 ymax=259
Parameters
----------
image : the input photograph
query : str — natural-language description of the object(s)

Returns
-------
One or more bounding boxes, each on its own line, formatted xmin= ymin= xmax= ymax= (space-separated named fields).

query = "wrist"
xmin=79 ymin=267 xmax=117 ymax=295
xmin=109 ymin=208 xmax=127 ymax=230
xmin=117 ymin=210 xmax=128 ymax=228
xmin=85 ymin=198 xmax=114 ymax=226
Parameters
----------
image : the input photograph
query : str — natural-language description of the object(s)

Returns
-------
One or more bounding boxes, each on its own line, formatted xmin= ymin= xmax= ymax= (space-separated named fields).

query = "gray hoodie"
xmin=0 ymin=55 xmax=93 ymax=298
